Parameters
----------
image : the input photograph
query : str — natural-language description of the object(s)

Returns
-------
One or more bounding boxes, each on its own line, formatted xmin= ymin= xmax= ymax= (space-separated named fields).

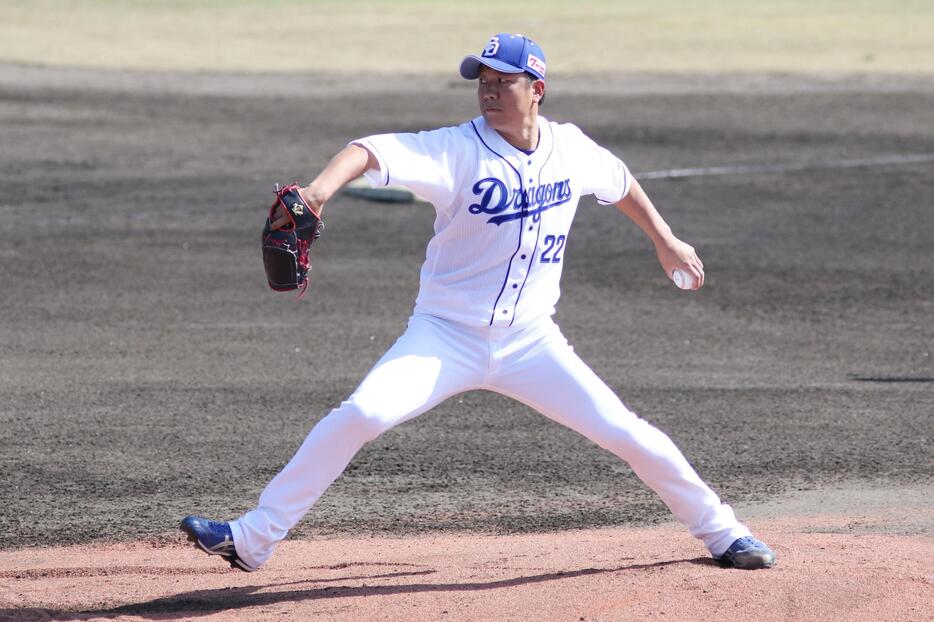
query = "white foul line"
xmin=635 ymin=153 xmax=934 ymax=180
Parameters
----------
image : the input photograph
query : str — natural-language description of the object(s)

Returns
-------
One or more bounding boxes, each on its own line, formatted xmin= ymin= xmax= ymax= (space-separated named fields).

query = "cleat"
xmin=179 ymin=515 xmax=258 ymax=572
xmin=717 ymin=536 xmax=776 ymax=569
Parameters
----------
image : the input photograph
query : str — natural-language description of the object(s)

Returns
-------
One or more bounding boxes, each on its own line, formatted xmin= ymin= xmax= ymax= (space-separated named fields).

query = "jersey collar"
xmin=473 ymin=115 xmax=554 ymax=172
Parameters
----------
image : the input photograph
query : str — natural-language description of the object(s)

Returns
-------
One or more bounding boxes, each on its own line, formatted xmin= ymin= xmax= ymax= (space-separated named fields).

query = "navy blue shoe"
xmin=717 ymin=536 xmax=776 ymax=569
xmin=179 ymin=515 xmax=258 ymax=572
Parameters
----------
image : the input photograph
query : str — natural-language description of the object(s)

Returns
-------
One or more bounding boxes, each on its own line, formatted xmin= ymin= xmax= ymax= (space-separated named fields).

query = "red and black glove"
xmin=261 ymin=184 xmax=323 ymax=297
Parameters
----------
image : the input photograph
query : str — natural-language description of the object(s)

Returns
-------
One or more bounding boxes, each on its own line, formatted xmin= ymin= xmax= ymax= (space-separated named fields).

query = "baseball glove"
xmin=261 ymin=183 xmax=324 ymax=297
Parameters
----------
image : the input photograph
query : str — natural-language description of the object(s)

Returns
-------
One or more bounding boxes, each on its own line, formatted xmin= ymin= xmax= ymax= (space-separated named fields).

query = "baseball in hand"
xmin=672 ymin=268 xmax=697 ymax=290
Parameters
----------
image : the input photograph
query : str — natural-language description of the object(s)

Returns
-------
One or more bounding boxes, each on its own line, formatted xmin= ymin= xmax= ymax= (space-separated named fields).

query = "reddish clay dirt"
xmin=2 ymin=511 xmax=932 ymax=621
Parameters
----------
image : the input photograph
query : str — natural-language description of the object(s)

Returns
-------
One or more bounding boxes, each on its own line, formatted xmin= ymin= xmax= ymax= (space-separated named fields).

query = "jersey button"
xmin=512 ymin=284 xmax=518 ymax=289
xmin=521 ymin=254 xmax=527 ymax=259
xmin=502 ymin=310 xmax=508 ymax=315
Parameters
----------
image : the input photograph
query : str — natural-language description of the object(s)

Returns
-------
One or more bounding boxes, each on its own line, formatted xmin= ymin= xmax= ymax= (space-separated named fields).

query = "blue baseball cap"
xmin=460 ymin=33 xmax=547 ymax=81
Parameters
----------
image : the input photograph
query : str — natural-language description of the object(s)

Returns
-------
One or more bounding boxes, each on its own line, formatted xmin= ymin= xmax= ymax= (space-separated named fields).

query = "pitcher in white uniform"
xmin=181 ymin=33 xmax=776 ymax=571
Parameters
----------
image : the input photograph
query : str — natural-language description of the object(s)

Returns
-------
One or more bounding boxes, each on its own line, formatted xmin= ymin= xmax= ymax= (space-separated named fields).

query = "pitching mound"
xmin=2 ymin=509 xmax=931 ymax=621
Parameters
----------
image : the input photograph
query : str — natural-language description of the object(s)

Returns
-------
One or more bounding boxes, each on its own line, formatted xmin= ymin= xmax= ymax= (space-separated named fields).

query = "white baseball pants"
xmin=231 ymin=313 xmax=750 ymax=568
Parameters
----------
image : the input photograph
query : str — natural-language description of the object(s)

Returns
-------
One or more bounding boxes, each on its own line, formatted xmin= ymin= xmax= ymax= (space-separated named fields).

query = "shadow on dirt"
xmin=2 ymin=557 xmax=716 ymax=620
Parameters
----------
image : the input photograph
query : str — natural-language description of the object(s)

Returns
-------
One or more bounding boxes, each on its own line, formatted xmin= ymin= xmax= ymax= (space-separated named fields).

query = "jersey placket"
xmin=490 ymin=156 xmax=542 ymax=327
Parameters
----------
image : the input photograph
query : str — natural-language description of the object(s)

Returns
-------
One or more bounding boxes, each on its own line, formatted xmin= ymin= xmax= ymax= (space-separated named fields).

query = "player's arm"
xmin=614 ymin=178 xmax=705 ymax=289
xmin=270 ymin=144 xmax=379 ymax=228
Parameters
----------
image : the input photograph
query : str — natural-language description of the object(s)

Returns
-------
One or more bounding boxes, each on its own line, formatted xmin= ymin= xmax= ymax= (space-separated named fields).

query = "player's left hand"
xmin=270 ymin=187 xmax=319 ymax=230
xmin=261 ymin=183 xmax=325 ymax=296
xmin=656 ymin=236 xmax=704 ymax=290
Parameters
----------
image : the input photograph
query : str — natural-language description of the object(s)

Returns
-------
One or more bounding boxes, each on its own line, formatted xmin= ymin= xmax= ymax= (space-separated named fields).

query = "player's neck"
xmin=495 ymin=112 xmax=539 ymax=152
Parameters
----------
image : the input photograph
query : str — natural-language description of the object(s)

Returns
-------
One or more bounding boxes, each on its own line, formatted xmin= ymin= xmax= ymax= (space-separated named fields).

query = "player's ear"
xmin=532 ymin=79 xmax=545 ymax=105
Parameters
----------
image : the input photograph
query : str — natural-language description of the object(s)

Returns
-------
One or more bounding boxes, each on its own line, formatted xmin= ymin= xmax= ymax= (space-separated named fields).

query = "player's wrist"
xmin=650 ymin=227 xmax=677 ymax=249
xmin=299 ymin=184 xmax=327 ymax=215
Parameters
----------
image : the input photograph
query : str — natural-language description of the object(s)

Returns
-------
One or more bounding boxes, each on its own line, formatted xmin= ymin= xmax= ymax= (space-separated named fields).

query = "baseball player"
xmin=181 ymin=33 xmax=776 ymax=571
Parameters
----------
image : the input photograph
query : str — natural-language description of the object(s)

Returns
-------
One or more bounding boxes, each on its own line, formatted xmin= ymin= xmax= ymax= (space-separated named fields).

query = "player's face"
xmin=477 ymin=66 xmax=542 ymax=131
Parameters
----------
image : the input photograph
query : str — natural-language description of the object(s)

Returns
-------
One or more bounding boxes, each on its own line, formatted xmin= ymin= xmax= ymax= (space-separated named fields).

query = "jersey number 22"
xmin=540 ymin=234 xmax=566 ymax=263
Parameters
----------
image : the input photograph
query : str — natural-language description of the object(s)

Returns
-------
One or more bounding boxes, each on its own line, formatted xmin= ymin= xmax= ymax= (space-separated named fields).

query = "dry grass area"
xmin=0 ymin=0 xmax=932 ymax=75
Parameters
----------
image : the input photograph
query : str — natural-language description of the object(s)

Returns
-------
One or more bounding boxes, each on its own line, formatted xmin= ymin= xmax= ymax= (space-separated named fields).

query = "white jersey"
xmin=352 ymin=115 xmax=632 ymax=327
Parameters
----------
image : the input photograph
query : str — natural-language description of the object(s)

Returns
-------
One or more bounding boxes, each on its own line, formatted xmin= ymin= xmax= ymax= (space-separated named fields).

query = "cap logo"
xmin=482 ymin=36 xmax=500 ymax=57
xmin=527 ymin=53 xmax=546 ymax=77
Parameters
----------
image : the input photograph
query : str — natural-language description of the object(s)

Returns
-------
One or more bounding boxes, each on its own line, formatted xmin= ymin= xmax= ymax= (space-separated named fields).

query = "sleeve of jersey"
xmin=350 ymin=129 xmax=459 ymax=208
xmin=573 ymin=127 xmax=633 ymax=205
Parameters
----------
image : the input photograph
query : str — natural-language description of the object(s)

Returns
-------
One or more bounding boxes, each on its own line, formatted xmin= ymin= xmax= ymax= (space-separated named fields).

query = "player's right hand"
xmin=656 ymin=237 xmax=705 ymax=290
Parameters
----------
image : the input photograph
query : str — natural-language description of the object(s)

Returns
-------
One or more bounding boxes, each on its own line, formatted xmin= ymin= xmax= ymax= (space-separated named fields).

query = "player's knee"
xmin=584 ymin=412 xmax=651 ymax=454
xmin=326 ymin=401 xmax=392 ymax=442
xmin=603 ymin=416 xmax=675 ymax=457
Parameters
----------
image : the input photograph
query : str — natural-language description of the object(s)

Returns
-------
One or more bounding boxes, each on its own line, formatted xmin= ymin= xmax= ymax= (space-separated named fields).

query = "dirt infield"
xmin=1 ymin=64 xmax=932 ymax=619
xmin=2 ymin=509 xmax=933 ymax=621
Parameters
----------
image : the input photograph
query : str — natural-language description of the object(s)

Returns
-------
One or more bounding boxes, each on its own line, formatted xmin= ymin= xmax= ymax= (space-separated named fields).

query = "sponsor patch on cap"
xmin=527 ymin=53 xmax=546 ymax=77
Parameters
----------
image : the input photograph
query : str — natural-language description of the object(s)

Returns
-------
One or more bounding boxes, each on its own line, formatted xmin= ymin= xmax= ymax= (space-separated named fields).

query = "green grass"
xmin=0 ymin=0 xmax=931 ymax=74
